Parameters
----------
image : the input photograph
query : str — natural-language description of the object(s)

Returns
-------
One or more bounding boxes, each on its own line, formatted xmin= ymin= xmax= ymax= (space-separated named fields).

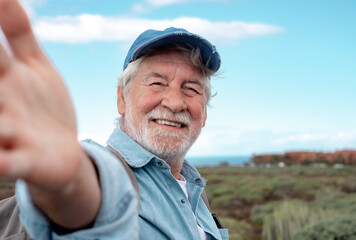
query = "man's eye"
xmin=188 ymin=88 xmax=199 ymax=94
xmin=151 ymin=82 xmax=163 ymax=85
xmin=184 ymin=86 xmax=201 ymax=96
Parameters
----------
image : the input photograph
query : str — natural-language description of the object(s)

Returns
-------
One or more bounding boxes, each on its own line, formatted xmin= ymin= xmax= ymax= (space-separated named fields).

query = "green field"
xmin=198 ymin=165 xmax=356 ymax=240
xmin=1 ymin=165 xmax=356 ymax=239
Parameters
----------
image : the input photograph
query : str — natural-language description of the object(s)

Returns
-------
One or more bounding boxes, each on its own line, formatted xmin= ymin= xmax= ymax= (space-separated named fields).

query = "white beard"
xmin=124 ymin=103 xmax=203 ymax=166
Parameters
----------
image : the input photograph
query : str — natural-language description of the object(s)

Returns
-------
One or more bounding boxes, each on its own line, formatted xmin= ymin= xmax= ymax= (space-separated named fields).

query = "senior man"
xmin=0 ymin=0 xmax=228 ymax=239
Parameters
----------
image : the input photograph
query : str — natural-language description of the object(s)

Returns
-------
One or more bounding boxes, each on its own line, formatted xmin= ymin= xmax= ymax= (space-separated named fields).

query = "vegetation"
xmin=198 ymin=165 xmax=356 ymax=240
xmin=292 ymin=214 xmax=356 ymax=240
xmin=2 ymin=165 xmax=356 ymax=239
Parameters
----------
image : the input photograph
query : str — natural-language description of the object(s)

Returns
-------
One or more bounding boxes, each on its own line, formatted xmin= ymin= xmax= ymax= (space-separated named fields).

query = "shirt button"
xmin=158 ymin=162 xmax=163 ymax=166
xmin=195 ymin=178 xmax=202 ymax=183
xmin=181 ymin=199 xmax=186 ymax=204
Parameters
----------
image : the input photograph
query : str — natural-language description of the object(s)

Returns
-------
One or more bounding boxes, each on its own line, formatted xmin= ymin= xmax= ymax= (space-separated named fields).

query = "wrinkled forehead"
xmin=139 ymin=49 xmax=205 ymax=78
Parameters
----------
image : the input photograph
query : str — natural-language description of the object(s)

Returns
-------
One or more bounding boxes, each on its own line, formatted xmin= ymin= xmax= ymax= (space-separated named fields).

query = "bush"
xmin=219 ymin=217 xmax=253 ymax=240
xmin=292 ymin=214 xmax=356 ymax=240
xmin=209 ymin=185 xmax=232 ymax=197
xmin=236 ymin=179 xmax=273 ymax=204
xmin=210 ymin=193 xmax=237 ymax=209
xmin=312 ymin=191 xmax=356 ymax=214
xmin=261 ymin=201 xmax=336 ymax=240
xmin=270 ymin=177 xmax=297 ymax=199
xmin=341 ymin=177 xmax=356 ymax=193
xmin=251 ymin=201 xmax=288 ymax=226
xmin=199 ymin=165 xmax=356 ymax=240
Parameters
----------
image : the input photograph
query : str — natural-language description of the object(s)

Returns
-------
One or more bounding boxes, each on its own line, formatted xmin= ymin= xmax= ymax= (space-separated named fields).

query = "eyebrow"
xmin=143 ymin=72 xmax=204 ymax=90
xmin=143 ymin=72 xmax=167 ymax=83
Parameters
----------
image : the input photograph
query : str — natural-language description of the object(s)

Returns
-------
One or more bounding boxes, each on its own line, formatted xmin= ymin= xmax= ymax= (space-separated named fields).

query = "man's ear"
xmin=202 ymin=108 xmax=207 ymax=127
xmin=117 ymin=86 xmax=126 ymax=115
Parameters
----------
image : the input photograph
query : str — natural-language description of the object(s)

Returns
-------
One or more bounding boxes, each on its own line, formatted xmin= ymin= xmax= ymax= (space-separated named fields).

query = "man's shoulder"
xmin=80 ymin=139 xmax=105 ymax=148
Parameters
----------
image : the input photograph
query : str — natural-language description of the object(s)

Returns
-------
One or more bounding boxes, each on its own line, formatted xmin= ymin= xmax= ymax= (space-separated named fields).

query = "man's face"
xmin=117 ymin=49 xmax=207 ymax=162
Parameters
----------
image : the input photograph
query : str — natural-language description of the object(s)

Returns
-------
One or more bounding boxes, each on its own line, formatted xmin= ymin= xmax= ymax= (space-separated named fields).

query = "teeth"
xmin=155 ymin=119 xmax=182 ymax=128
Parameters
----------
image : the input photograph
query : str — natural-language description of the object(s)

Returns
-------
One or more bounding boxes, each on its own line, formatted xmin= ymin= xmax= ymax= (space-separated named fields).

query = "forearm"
xmin=15 ymin=140 xmax=139 ymax=240
xmin=28 ymin=148 xmax=101 ymax=229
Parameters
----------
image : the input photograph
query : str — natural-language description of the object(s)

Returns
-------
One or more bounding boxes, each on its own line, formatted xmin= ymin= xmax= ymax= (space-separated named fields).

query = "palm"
xmin=0 ymin=0 xmax=81 ymax=189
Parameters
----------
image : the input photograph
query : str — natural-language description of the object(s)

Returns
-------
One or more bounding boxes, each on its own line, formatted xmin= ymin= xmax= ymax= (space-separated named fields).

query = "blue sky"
xmin=7 ymin=0 xmax=356 ymax=156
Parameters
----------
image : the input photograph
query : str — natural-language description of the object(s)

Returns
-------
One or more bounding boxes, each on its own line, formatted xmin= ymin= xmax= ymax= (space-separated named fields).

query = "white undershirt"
xmin=177 ymin=175 xmax=207 ymax=240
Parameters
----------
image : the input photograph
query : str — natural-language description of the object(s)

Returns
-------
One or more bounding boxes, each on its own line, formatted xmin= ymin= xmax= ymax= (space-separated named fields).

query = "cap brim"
xmin=131 ymin=33 xmax=221 ymax=72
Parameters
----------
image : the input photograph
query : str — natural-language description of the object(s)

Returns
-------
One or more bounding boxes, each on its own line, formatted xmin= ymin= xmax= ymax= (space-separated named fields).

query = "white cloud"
xmin=336 ymin=131 xmax=356 ymax=142
xmin=189 ymin=128 xmax=356 ymax=156
xmin=271 ymin=131 xmax=356 ymax=148
xmin=132 ymin=3 xmax=148 ymax=14
xmin=145 ymin=0 xmax=227 ymax=8
xmin=147 ymin=0 xmax=186 ymax=7
xmin=133 ymin=0 xmax=226 ymax=13
xmin=272 ymin=133 xmax=328 ymax=145
xmin=32 ymin=15 xmax=284 ymax=45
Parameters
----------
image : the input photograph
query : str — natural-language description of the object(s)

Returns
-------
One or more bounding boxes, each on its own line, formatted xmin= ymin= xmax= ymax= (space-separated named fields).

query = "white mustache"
xmin=146 ymin=108 xmax=191 ymax=126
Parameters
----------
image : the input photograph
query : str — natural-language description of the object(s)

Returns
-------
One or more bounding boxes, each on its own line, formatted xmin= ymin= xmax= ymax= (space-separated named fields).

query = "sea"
xmin=186 ymin=155 xmax=251 ymax=167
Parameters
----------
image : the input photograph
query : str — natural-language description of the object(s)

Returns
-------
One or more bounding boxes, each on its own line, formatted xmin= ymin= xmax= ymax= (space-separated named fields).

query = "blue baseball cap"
xmin=123 ymin=27 xmax=221 ymax=73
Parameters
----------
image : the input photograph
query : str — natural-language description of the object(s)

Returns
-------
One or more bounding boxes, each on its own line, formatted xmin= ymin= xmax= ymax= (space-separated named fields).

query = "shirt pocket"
xmin=219 ymin=228 xmax=229 ymax=240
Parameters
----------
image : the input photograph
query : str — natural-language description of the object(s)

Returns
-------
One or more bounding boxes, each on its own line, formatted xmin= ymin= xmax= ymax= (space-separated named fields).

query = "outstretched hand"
xmin=0 ymin=0 xmax=101 ymax=228
xmin=0 ymin=0 xmax=81 ymax=189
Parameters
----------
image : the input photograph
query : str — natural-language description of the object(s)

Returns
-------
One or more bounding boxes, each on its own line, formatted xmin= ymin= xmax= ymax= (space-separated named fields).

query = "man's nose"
xmin=161 ymin=88 xmax=187 ymax=113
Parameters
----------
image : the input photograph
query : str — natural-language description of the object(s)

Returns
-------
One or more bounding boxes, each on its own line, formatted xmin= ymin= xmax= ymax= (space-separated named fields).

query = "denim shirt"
xmin=107 ymin=128 xmax=228 ymax=240
xmin=16 ymin=137 xmax=139 ymax=240
xmin=16 ymin=128 xmax=228 ymax=240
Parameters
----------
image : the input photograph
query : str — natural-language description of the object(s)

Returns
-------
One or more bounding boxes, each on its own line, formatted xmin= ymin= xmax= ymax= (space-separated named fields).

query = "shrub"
xmin=291 ymin=179 xmax=320 ymax=199
xmin=313 ymin=191 xmax=356 ymax=214
xmin=270 ymin=177 xmax=297 ymax=199
xmin=341 ymin=177 xmax=356 ymax=193
xmin=261 ymin=201 xmax=336 ymax=240
xmin=251 ymin=201 xmax=288 ymax=226
xmin=220 ymin=217 xmax=253 ymax=240
xmin=292 ymin=214 xmax=356 ymax=240
xmin=210 ymin=193 xmax=237 ymax=209
xmin=236 ymin=179 xmax=273 ymax=204
xmin=208 ymin=185 xmax=233 ymax=198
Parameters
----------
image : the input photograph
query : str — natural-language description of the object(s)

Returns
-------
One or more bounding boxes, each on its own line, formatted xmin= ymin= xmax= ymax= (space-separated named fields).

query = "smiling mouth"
xmin=153 ymin=119 xmax=186 ymax=128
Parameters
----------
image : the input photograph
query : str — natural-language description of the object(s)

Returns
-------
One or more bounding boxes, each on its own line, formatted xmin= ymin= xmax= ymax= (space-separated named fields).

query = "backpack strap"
xmin=200 ymin=187 xmax=224 ymax=229
xmin=200 ymin=190 xmax=210 ymax=210
xmin=106 ymin=146 xmax=140 ymax=211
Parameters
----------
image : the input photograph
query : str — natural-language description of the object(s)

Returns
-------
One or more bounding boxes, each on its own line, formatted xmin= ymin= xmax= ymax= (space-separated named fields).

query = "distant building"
xmin=251 ymin=150 xmax=356 ymax=165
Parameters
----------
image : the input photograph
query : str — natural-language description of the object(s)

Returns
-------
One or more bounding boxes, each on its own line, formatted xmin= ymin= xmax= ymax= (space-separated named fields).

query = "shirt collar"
xmin=106 ymin=128 xmax=206 ymax=186
xmin=106 ymin=128 xmax=155 ymax=168
xmin=181 ymin=160 xmax=206 ymax=187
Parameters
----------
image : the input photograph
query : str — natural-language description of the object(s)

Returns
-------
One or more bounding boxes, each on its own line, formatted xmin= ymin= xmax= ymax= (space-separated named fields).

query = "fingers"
xmin=0 ymin=41 xmax=10 ymax=75
xmin=0 ymin=150 xmax=12 ymax=177
xmin=0 ymin=115 xmax=34 ymax=181
xmin=0 ymin=150 xmax=31 ymax=180
xmin=0 ymin=117 xmax=22 ymax=179
xmin=0 ymin=0 xmax=44 ymax=62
